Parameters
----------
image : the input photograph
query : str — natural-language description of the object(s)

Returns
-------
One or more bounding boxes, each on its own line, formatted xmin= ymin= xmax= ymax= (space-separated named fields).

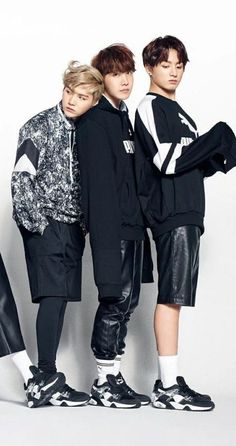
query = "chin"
xmin=65 ymin=112 xmax=74 ymax=118
xmin=120 ymin=94 xmax=130 ymax=101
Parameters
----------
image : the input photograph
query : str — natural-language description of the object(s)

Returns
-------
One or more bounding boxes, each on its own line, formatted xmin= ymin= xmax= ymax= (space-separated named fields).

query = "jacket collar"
xmin=57 ymin=102 xmax=76 ymax=130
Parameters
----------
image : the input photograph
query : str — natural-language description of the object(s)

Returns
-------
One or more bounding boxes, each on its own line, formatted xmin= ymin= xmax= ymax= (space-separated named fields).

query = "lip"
xmin=169 ymin=80 xmax=177 ymax=84
xmin=65 ymin=107 xmax=75 ymax=113
xmin=120 ymin=89 xmax=130 ymax=93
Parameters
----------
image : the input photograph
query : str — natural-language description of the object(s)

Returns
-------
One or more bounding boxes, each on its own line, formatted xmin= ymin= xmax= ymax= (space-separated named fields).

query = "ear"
xmin=145 ymin=65 xmax=153 ymax=76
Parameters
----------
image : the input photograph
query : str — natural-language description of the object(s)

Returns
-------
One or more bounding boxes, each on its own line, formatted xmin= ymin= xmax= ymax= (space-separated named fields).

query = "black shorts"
xmin=20 ymin=219 xmax=85 ymax=303
xmin=155 ymin=225 xmax=201 ymax=307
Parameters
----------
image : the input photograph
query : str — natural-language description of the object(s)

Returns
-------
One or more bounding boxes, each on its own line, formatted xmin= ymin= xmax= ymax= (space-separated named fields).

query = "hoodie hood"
xmin=95 ymin=95 xmax=133 ymax=142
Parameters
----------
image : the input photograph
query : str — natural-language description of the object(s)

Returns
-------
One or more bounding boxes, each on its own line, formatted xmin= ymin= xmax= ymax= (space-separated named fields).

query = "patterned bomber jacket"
xmin=11 ymin=103 xmax=85 ymax=235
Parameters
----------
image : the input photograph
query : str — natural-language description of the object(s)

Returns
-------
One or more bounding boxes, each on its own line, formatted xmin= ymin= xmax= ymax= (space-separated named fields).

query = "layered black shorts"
xmin=155 ymin=225 xmax=201 ymax=307
xmin=20 ymin=219 xmax=85 ymax=302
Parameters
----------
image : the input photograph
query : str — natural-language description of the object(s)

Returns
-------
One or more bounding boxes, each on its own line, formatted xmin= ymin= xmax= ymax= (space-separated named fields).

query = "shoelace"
xmin=108 ymin=381 xmax=128 ymax=395
xmin=180 ymin=383 xmax=200 ymax=398
xmin=60 ymin=384 xmax=75 ymax=396
xmin=30 ymin=372 xmax=47 ymax=386
xmin=117 ymin=375 xmax=134 ymax=394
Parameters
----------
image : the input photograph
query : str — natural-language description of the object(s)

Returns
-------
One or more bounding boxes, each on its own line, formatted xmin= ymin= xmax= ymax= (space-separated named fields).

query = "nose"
xmin=68 ymin=94 xmax=76 ymax=105
xmin=120 ymin=73 xmax=129 ymax=85
xmin=170 ymin=65 xmax=177 ymax=77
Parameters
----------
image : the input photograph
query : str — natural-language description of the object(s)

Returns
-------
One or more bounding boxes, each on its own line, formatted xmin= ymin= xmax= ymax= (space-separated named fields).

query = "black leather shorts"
xmin=0 ymin=254 xmax=25 ymax=357
xmin=155 ymin=226 xmax=201 ymax=307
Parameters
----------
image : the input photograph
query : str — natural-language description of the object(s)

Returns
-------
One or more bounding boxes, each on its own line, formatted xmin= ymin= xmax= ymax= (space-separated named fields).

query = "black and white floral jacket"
xmin=11 ymin=103 xmax=85 ymax=234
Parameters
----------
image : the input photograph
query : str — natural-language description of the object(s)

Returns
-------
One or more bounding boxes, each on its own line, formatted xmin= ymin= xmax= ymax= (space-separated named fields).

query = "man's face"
xmin=62 ymin=85 xmax=95 ymax=119
xmin=147 ymin=49 xmax=184 ymax=98
xmin=103 ymin=71 xmax=134 ymax=108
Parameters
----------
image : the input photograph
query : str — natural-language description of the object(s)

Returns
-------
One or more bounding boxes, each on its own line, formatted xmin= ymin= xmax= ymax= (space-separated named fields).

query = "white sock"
xmin=158 ymin=355 xmax=178 ymax=388
xmin=96 ymin=359 xmax=114 ymax=385
xmin=11 ymin=350 xmax=33 ymax=384
xmin=113 ymin=355 xmax=122 ymax=376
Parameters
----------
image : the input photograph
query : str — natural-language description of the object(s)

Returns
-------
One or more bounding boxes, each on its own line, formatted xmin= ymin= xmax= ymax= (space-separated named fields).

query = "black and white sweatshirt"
xmin=12 ymin=103 xmax=85 ymax=235
xmin=77 ymin=95 xmax=153 ymax=298
xmin=135 ymin=93 xmax=236 ymax=238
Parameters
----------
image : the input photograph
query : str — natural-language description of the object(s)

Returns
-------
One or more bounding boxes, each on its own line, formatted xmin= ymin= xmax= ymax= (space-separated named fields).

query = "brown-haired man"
xmin=77 ymin=44 xmax=153 ymax=408
xmin=135 ymin=35 xmax=236 ymax=411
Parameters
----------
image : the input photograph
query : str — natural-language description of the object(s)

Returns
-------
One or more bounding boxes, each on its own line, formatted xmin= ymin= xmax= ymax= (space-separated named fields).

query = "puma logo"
xmin=178 ymin=113 xmax=198 ymax=138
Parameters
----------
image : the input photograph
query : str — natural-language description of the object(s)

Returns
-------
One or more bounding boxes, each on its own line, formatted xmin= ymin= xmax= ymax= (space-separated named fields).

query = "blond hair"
xmin=63 ymin=61 xmax=104 ymax=103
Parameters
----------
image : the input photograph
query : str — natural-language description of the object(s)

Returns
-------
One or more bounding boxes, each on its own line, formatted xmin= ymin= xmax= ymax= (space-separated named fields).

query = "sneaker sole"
xmin=27 ymin=373 xmax=65 ymax=408
xmin=152 ymin=401 xmax=215 ymax=411
xmin=89 ymin=396 xmax=140 ymax=409
xmin=49 ymin=397 xmax=90 ymax=407
xmin=139 ymin=400 xmax=151 ymax=406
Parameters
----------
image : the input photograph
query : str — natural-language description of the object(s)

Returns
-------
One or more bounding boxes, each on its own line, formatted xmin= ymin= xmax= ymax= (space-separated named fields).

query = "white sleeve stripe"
xmin=165 ymin=143 xmax=183 ymax=174
xmin=138 ymin=95 xmax=172 ymax=170
xmin=166 ymin=160 xmax=176 ymax=174
xmin=153 ymin=142 xmax=174 ymax=170
xmin=13 ymin=154 xmax=36 ymax=176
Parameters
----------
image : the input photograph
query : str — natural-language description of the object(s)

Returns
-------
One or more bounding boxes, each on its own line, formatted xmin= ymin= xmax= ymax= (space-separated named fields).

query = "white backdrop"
xmin=0 ymin=0 xmax=236 ymax=402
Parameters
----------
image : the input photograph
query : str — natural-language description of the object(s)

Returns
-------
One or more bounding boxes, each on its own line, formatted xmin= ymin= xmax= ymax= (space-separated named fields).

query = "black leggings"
xmin=36 ymin=297 xmax=67 ymax=374
xmin=91 ymin=240 xmax=143 ymax=360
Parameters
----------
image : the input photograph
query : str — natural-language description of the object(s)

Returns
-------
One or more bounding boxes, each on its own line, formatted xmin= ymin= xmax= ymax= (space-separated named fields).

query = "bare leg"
xmin=154 ymin=303 xmax=181 ymax=387
xmin=154 ymin=303 xmax=180 ymax=355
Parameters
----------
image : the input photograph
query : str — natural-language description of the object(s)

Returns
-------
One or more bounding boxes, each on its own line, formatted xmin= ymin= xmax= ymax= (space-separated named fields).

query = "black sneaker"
xmin=49 ymin=384 xmax=90 ymax=407
xmin=176 ymin=376 xmax=212 ymax=400
xmin=151 ymin=376 xmax=215 ymax=411
xmin=90 ymin=374 xmax=141 ymax=409
xmin=24 ymin=365 xmax=65 ymax=408
xmin=115 ymin=372 xmax=150 ymax=406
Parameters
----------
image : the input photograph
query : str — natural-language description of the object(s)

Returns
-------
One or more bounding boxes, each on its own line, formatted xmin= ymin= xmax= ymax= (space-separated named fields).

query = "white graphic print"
xmin=178 ymin=113 xmax=198 ymax=138
xmin=123 ymin=140 xmax=135 ymax=154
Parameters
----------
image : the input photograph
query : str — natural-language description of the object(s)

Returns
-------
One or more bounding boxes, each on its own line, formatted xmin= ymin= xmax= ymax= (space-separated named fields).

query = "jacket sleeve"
xmin=175 ymin=122 xmax=236 ymax=176
xmin=78 ymin=119 xmax=122 ymax=298
xmin=135 ymin=107 xmax=236 ymax=176
xmin=11 ymin=121 xmax=49 ymax=234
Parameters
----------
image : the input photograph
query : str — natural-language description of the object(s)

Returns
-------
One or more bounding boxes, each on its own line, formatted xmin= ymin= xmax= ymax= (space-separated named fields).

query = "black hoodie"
xmin=76 ymin=96 xmax=152 ymax=298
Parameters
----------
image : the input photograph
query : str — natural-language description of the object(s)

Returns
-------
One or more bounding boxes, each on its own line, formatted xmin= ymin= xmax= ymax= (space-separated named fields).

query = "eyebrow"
xmin=66 ymin=87 xmax=90 ymax=98
xmin=165 ymin=60 xmax=183 ymax=65
xmin=77 ymin=93 xmax=90 ymax=98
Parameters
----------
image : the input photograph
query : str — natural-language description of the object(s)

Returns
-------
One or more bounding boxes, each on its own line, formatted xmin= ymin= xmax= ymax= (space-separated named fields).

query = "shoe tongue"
xmin=115 ymin=373 xmax=124 ymax=384
xmin=106 ymin=374 xmax=118 ymax=386
xmin=29 ymin=365 xmax=39 ymax=376
xmin=176 ymin=376 xmax=187 ymax=387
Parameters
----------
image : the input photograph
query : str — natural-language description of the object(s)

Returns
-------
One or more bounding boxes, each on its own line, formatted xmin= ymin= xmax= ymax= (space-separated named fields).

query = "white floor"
xmin=0 ymin=395 xmax=235 ymax=446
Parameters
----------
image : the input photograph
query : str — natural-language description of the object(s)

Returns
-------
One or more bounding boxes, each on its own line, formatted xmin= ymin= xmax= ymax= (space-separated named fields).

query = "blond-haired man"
xmin=11 ymin=62 xmax=104 ymax=407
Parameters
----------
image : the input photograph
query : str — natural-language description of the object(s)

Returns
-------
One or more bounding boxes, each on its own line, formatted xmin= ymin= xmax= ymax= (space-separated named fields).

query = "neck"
xmin=149 ymin=83 xmax=176 ymax=100
xmin=103 ymin=94 xmax=120 ymax=109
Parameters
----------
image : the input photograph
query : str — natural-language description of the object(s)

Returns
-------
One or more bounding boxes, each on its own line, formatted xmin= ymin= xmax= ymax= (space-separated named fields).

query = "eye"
xmin=161 ymin=64 xmax=169 ymax=69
